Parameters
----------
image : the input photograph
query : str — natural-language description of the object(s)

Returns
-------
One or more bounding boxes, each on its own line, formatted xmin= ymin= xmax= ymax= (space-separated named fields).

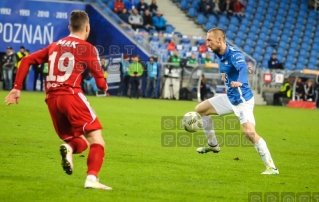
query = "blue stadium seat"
xmin=181 ymin=38 xmax=191 ymax=44
xmin=236 ymin=31 xmax=245 ymax=40
xmin=208 ymin=15 xmax=217 ymax=23
xmin=309 ymin=52 xmax=318 ymax=61
xmin=299 ymin=49 xmax=308 ymax=57
xmin=187 ymin=7 xmax=197 ymax=18
xmin=241 ymin=18 xmax=249 ymax=26
xmin=226 ymin=30 xmax=234 ymax=40
xmin=252 ymin=52 xmax=261 ymax=62
xmin=219 ymin=16 xmax=228 ymax=24
xmin=205 ymin=22 xmax=213 ymax=32
xmin=196 ymin=39 xmax=206 ymax=45
xmin=234 ymin=38 xmax=243 ymax=47
xmin=166 ymin=24 xmax=175 ymax=33
xmin=230 ymin=16 xmax=239 ymax=24
xmin=245 ymin=37 xmax=253 ymax=46
xmin=190 ymin=1 xmax=199 ymax=10
xmin=180 ymin=0 xmax=189 ymax=10
xmin=107 ymin=1 xmax=114 ymax=10
xmin=196 ymin=14 xmax=206 ymax=25
xmin=228 ymin=25 xmax=237 ymax=33
xmin=301 ymin=43 xmax=309 ymax=50
xmin=150 ymin=36 xmax=160 ymax=42
xmin=243 ymin=45 xmax=251 ymax=54
xmin=285 ymin=61 xmax=293 ymax=70
xmin=296 ymin=62 xmax=304 ymax=70
xmin=286 ymin=55 xmax=295 ymax=62
xmin=265 ymin=46 xmax=274 ymax=54
xmin=261 ymin=60 xmax=269 ymax=68
xmin=256 ymin=39 xmax=264 ymax=47
xmin=312 ymin=43 xmax=319 ymax=51
xmin=254 ymin=46 xmax=263 ymax=55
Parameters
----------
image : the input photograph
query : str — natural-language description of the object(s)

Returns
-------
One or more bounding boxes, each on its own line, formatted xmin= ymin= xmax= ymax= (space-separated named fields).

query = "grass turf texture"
xmin=0 ymin=91 xmax=318 ymax=202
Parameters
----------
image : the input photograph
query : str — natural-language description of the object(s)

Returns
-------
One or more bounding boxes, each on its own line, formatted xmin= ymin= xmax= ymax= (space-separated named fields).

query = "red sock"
xmin=67 ymin=137 xmax=88 ymax=154
xmin=87 ymin=144 xmax=105 ymax=177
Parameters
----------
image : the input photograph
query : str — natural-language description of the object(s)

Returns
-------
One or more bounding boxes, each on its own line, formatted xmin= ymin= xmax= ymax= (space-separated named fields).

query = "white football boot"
xmin=261 ymin=167 xmax=279 ymax=175
xmin=84 ymin=175 xmax=112 ymax=190
xmin=59 ymin=144 xmax=74 ymax=175
xmin=197 ymin=144 xmax=221 ymax=154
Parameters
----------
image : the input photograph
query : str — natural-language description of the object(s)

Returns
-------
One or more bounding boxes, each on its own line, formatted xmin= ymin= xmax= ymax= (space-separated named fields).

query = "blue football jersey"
xmin=215 ymin=44 xmax=253 ymax=105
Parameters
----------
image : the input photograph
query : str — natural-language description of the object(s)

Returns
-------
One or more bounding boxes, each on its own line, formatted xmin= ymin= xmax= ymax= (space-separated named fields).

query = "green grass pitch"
xmin=0 ymin=91 xmax=318 ymax=202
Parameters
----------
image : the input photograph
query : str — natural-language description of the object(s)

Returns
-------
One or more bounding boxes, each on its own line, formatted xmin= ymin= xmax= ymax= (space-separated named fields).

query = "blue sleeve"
xmin=231 ymin=52 xmax=248 ymax=83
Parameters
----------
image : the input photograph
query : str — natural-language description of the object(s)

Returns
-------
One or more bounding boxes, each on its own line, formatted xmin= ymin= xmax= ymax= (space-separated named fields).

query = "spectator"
xmin=187 ymin=53 xmax=198 ymax=65
xmin=303 ymin=79 xmax=315 ymax=101
xmin=202 ymin=52 xmax=213 ymax=64
xmin=119 ymin=54 xmax=131 ymax=96
xmin=84 ymin=73 xmax=98 ymax=95
xmin=273 ymin=78 xmax=291 ymax=105
xmin=114 ymin=0 xmax=125 ymax=14
xmin=149 ymin=0 xmax=158 ymax=15
xmin=43 ymin=62 xmax=48 ymax=85
xmin=198 ymin=0 xmax=207 ymax=13
xmin=168 ymin=50 xmax=181 ymax=64
xmin=118 ymin=8 xmax=131 ymax=27
xmin=233 ymin=0 xmax=246 ymax=17
xmin=125 ymin=0 xmax=138 ymax=11
xmin=128 ymin=55 xmax=144 ymax=99
xmin=129 ymin=8 xmax=144 ymax=30
xmin=295 ymin=78 xmax=304 ymax=100
xmin=143 ymin=10 xmax=153 ymax=31
xmin=212 ymin=0 xmax=222 ymax=15
xmin=268 ymin=53 xmax=283 ymax=69
xmin=200 ymin=74 xmax=207 ymax=101
xmin=167 ymin=39 xmax=176 ymax=51
xmin=221 ymin=0 xmax=234 ymax=17
xmin=203 ymin=4 xmax=212 ymax=17
xmin=101 ymin=57 xmax=109 ymax=96
xmin=2 ymin=46 xmax=16 ymax=90
xmin=32 ymin=62 xmax=44 ymax=91
xmin=198 ymin=44 xmax=208 ymax=53
xmin=152 ymin=11 xmax=166 ymax=32
xmin=145 ymin=57 xmax=158 ymax=98
xmin=15 ymin=46 xmax=28 ymax=90
xmin=137 ymin=0 xmax=149 ymax=14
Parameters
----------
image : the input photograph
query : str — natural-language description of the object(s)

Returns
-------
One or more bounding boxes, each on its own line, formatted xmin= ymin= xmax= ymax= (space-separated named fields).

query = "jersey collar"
xmin=69 ymin=34 xmax=81 ymax=39
xmin=216 ymin=44 xmax=230 ymax=61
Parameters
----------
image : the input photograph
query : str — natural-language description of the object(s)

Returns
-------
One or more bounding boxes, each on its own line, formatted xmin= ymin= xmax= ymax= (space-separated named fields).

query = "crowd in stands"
xmin=1 ymin=48 xmax=161 ymax=99
xmin=114 ymin=0 xmax=167 ymax=32
xmin=197 ymin=0 xmax=246 ymax=18
xmin=273 ymin=77 xmax=319 ymax=107
xmin=1 ymin=46 xmax=31 ymax=91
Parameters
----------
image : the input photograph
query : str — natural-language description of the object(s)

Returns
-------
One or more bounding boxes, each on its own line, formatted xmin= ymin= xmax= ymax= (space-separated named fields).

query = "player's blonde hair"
xmin=69 ymin=10 xmax=89 ymax=32
xmin=207 ymin=28 xmax=226 ymax=42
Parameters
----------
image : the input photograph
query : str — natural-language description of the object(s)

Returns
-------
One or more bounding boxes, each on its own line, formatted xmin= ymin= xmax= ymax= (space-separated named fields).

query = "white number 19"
xmin=47 ymin=51 xmax=75 ymax=82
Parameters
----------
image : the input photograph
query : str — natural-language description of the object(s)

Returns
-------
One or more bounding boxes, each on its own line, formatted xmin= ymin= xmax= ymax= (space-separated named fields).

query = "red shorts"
xmin=46 ymin=92 xmax=103 ymax=141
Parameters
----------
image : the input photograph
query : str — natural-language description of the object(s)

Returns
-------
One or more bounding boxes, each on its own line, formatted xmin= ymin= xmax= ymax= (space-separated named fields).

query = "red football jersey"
xmin=14 ymin=35 xmax=107 ymax=97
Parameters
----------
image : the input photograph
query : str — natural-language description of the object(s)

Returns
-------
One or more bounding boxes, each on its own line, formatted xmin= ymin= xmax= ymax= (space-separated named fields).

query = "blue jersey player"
xmin=195 ymin=28 xmax=279 ymax=175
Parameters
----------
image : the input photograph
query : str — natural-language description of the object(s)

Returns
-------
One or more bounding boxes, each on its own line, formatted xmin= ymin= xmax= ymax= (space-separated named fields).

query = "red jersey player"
xmin=5 ymin=10 xmax=112 ymax=190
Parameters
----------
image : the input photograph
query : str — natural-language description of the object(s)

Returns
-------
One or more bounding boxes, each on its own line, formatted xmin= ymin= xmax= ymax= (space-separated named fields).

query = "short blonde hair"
xmin=207 ymin=27 xmax=226 ymax=41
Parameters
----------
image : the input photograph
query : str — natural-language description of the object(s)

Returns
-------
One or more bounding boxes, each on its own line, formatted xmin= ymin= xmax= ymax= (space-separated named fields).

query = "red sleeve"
xmin=87 ymin=46 xmax=107 ymax=91
xmin=14 ymin=47 xmax=49 ymax=90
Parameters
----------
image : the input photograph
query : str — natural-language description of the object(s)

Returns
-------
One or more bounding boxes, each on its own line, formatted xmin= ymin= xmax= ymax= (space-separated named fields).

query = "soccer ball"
xmin=182 ymin=112 xmax=203 ymax=132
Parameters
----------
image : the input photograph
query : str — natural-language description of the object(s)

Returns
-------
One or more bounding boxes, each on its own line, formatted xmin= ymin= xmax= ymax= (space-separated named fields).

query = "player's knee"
xmin=85 ymin=130 xmax=105 ymax=147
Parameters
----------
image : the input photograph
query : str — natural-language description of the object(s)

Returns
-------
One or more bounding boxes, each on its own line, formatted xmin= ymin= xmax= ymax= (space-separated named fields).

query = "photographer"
xmin=2 ymin=46 xmax=16 ymax=90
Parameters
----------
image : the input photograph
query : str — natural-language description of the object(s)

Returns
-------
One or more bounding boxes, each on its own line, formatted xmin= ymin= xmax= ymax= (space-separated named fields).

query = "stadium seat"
xmin=187 ymin=7 xmax=196 ymax=18
xmin=252 ymin=52 xmax=261 ymax=62
xmin=196 ymin=14 xmax=206 ymax=25
xmin=205 ymin=22 xmax=213 ymax=32
xmin=165 ymin=24 xmax=175 ymax=33
xmin=180 ymin=0 xmax=189 ymax=10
